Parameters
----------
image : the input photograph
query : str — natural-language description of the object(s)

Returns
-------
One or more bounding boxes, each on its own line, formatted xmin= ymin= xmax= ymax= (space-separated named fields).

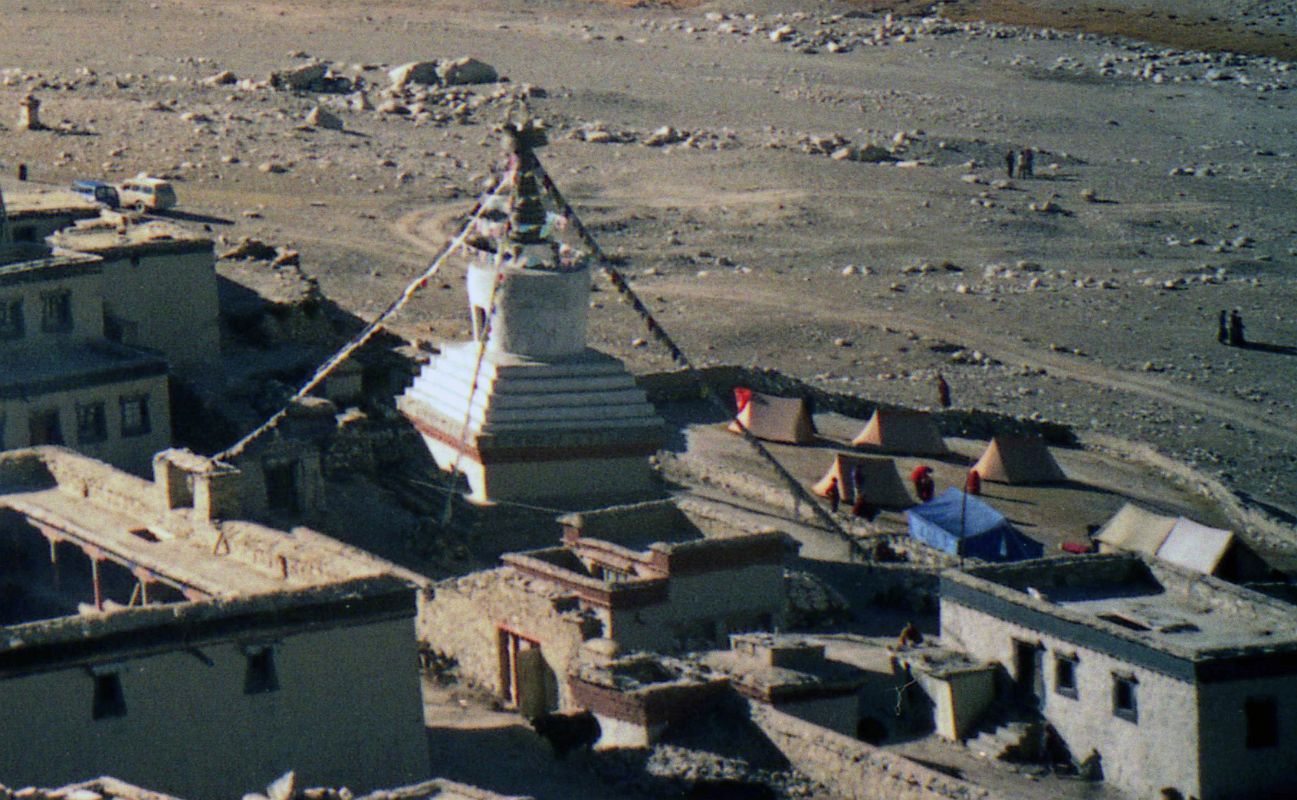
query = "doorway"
xmin=498 ymin=627 xmax=555 ymax=718
xmin=1014 ymin=640 xmax=1044 ymax=708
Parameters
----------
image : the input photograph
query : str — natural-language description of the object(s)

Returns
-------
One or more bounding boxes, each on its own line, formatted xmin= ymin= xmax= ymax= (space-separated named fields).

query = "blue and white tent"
xmin=906 ymin=488 xmax=1044 ymax=562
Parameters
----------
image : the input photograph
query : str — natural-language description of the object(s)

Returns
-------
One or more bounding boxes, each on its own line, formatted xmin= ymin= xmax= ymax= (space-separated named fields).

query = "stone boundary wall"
xmin=637 ymin=366 xmax=1076 ymax=445
xmin=748 ymin=703 xmax=996 ymax=800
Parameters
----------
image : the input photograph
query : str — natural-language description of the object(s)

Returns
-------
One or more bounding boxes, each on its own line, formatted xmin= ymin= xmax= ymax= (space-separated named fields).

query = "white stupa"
xmin=398 ymin=122 xmax=665 ymax=505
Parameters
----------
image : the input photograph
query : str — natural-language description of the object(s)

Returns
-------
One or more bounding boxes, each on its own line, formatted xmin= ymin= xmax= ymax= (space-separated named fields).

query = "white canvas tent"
xmin=728 ymin=390 xmax=814 ymax=444
xmin=851 ymin=410 xmax=948 ymax=456
xmin=1094 ymin=502 xmax=1177 ymax=555
xmin=1093 ymin=503 xmax=1269 ymax=580
xmin=812 ymin=453 xmax=913 ymax=509
xmin=972 ymin=435 xmax=1065 ymax=484
xmin=1155 ymin=518 xmax=1237 ymax=576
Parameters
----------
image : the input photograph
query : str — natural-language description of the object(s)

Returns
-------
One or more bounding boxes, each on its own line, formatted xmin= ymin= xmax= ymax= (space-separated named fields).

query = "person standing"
xmin=826 ymin=477 xmax=841 ymax=514
xmin=911 ymin=466 xmax=935 ymax=502
xmin=1230 ymin=309 xmax=1246 ymax=347
xmin=1020 ymin=148 xmax=1034 ymax=178
xmin=1005 ymin=150 xmax=1017 ymax=180
xmin=936 ymin=373 xmax=951 ymax=408
xmin=1217 ymin=310 xmax=1229 ymax=345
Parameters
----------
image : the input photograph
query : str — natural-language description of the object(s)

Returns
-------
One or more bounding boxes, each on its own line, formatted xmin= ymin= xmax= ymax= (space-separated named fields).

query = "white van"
xmin=117 ymin=175 xmax=177 ymax=211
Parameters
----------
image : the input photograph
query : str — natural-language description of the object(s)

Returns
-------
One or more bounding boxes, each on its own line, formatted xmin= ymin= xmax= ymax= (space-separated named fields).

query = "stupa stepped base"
xmin=398 ymin=344 xmax=666 ymax=505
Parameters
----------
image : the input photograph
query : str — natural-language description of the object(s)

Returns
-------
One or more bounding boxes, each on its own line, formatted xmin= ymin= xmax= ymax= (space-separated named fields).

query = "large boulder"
xmin=269 ymin=62 xmax=328 ymax=91
xmin=437 ymin=57 xmax=499 ymax=85
xmin=388 ymin=61 xmax=440 ymax=90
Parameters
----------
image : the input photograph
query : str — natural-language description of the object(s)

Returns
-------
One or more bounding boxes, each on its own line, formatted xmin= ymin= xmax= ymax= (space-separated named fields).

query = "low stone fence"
xmin=749 ymin=704 xmax=995 ymax=800
xmin=637 ymin=365 xmax=1077 ymax=445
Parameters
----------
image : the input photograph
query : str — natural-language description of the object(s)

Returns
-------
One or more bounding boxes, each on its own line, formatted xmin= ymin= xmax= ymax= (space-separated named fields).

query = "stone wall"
xmin=637 ymin=366 xmax=1076 ymax=445
xmin=0 ymin=616 xmax=429 ymax=800
xmin=418 ymin=568 xmax=590 ymax=710
xmin=748 ymin=703 xmax=993 ymax=800
xmin=41 ymin=445 xmax=158 ymax=519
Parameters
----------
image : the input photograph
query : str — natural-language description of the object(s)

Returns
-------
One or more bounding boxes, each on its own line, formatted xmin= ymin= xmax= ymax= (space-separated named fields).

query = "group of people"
xmin=1006 ymin=148 xmax=1035 ymax=179
xmin=823 ymin=465 xmax=880 ymax=521
xmin=1217 ymin=309 xmax=1247 ymax=347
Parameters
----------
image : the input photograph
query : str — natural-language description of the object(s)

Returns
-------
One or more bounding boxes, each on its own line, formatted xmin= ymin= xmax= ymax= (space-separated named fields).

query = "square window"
xmin=40 ymin=290 xmax=73 ymax=333
xmin=76 ymin=401 xmax=108 ymax=444
xmin=244 ymin=647 xmax=280 ymax=695
xmin=92 ymin=673 xmax=126 ymax=720
xmin=1113 ymin=674 xmax=1138 ymax=722
xmin=0 ymin=298 xmax=23 ymax=339
xmin=1246 ymin=697 xmax=1278 ymax=749
xmin=1054 ymin=654 xmax=1078 ymax=698
xmin=29 ymin=409 xmax=63 ymax=446
xmin=119 ymin=394 xmax=151 ymax=437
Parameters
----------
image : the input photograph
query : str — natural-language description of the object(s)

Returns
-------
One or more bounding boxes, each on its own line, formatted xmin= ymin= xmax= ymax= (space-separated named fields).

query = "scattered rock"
xmin=389 ymin=61 xmax=441 ymax=90
xmin=437 ymin=57 xmax=498 ymax=86
xmin=220 ymin=238 xmax=279 ymax=261
xmin=644 ymin=126 xmax=683 ymax=147
xmin=269 ymin=62 xmax=328 ymax=91
xmin=305 ymin=106 xmax=343 ymax=130
xmin=203 ymin=70 xmax=237 ymax=86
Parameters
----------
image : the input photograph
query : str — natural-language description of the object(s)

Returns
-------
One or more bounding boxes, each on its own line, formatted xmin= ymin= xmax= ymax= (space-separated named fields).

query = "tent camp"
xmin=812 ymin=453 xmax=913 ymax=509
xmin=1093 ymin=503 xmax=1270 ymax=580
xmin=971 ymin=435 xmax=1066 ymax=485
xmin=728 ymin=389 xmax=814 ymax=444
xmin=851 ymin=410 xmax=948 ymax=456
xmin=907 ymin=488 xmax=1044 ymax=562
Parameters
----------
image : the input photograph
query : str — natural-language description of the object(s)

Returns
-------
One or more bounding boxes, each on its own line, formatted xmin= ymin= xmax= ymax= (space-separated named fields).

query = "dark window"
xmin=0 ymin=298 xmax=23 ymax=339
xmin=29 ymin=409 xmax=63 ymax=445
xmin=92 ymin=673 xmax=126 ymax=720
xmin=1246 ymin=697 xmax=1278 ymax=749
xmin=40 ymin=290 xmax=72 ymax=333
xmin=244 ymin=648 xmax=280 ymax=695
xmin=1054 ymin=654 xmax=1078 ymax=698
xmin=264 ymin=460 xmax=301 ymax=513
xmin=119 ymin=394 xmax=151 ymax=437
xmin=76 ymin=401 xmax=108 ymax=444
xmin=1113 ymin=674 xmax=1138 ymax=722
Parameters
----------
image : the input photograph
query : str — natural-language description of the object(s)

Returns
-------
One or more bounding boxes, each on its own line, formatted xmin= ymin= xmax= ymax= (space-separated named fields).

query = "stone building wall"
xmin=748 ymin=703 xmax=994 ymax=800
xmin=0 ymin=613 xmax=429 ymax=799
xmin=0 ymin=373 xmax=172 ymax=476
xmin=1196 ymin=672 xmax=1297 ymax=800
xmin=419 ymin=568 xmax=590 ymax=710
xmin=97 ymin=247 xmax=220 ymax=373
xmin=612 ymin=564 xmax=787 ymax=652
xmin=940 ymin=599 xmax=1202 ymax=799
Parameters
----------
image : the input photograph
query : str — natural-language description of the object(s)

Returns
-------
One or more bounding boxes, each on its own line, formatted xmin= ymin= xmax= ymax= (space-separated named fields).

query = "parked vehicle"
xmin=116 ymin=175 xmax=177 ymax=211
xmin=70 ymin=179 xmax=121 ymax=210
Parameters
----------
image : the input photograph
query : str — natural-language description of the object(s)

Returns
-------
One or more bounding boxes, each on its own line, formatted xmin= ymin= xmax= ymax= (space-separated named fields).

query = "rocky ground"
xmin=3 ymin=2 xmax=1296 ymax=797
xmin=2 ymin=0 xmax=1294 ymax=537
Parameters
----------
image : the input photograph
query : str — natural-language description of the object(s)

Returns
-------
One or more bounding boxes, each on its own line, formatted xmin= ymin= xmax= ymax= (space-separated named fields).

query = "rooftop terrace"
xmin=944 ymin=555 xmax=1297 ymax=662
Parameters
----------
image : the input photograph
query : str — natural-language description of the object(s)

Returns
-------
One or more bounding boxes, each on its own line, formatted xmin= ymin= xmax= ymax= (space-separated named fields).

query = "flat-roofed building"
xmin=2 ymin=187 xmax=100 ymax=243
xmin=0 ymin=220 xmax=170 ymax=473
xmin=421 ymin=499 xmax=796 ymax=717
xmin=940 ymin=554 xmax=1297 ymax=800
xmin=51 ymin=219 xmax=219 ymax=373
xmin=0 ymin=446 xmax=430 ymax=798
